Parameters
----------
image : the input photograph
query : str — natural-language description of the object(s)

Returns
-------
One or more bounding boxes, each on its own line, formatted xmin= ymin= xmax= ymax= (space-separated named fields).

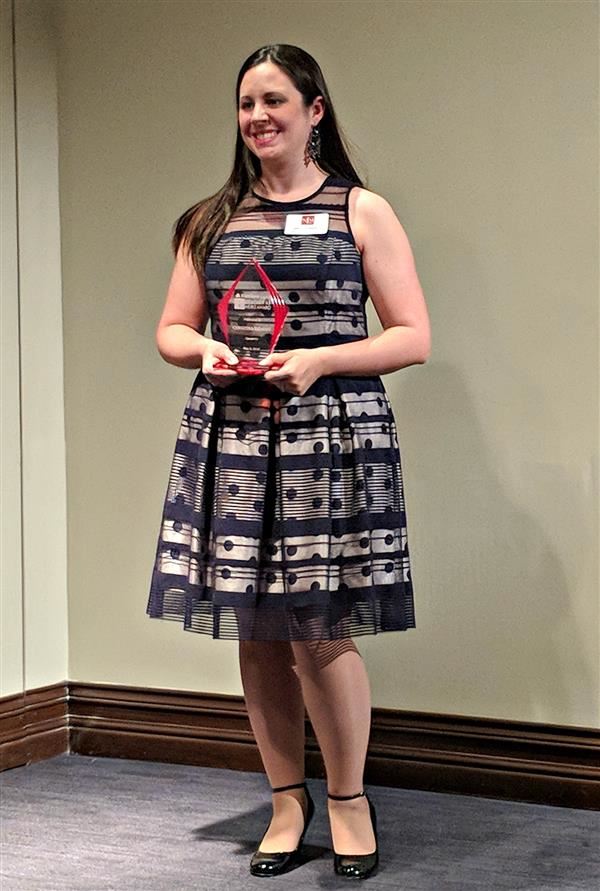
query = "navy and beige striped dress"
xmin=146 ymin=173 xmax=416 ymax=640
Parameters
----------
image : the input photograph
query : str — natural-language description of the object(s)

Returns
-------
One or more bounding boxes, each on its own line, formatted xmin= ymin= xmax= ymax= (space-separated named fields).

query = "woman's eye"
xmin=240 ymin=98 xmax=282 ymax=110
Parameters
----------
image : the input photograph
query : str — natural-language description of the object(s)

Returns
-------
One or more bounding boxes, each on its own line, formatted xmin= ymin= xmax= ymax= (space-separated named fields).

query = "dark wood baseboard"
xmin=2 ymin=681 xmax=598 ymax=810
xmin=0 ymin=683 xmax=69 ymax=771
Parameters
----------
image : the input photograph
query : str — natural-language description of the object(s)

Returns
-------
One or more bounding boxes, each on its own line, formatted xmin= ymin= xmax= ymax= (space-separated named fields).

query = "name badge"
xmin=284 ymin=212 xmax=329 ymax=235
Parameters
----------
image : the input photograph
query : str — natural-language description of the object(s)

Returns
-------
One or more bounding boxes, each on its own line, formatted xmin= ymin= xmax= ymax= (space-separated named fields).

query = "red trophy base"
xmin=213 ymin=357 xmax=276 ymax=376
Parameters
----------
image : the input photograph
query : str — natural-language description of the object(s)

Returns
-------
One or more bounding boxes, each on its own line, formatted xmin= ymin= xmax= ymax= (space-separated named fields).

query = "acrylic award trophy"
xmin=213 ymin=257 xmax=288 ymax=375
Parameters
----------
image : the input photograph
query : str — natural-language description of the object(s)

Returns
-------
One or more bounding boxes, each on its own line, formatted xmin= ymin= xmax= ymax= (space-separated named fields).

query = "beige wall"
xmin=2 ymin=0 xmax=597 ymax=728
xmin=1 ymin=0 xmax=68 ymax=699
xmin=1 ymin=0 xmax=23 ymax=700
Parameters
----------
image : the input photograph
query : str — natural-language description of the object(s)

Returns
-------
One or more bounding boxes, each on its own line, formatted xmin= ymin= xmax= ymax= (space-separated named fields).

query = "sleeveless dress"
xmin=146 ymin=173 xmax=416 ymax=640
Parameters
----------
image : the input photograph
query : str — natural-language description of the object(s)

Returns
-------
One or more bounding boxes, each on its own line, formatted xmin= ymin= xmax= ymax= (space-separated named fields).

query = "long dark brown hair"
xmin=173 ymin=44 xmax=365 ymax=278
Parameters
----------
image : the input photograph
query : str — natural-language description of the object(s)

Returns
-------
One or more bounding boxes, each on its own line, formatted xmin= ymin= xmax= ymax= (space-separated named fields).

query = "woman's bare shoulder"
xmin=347 ymin=185 xmax=397 ymax=253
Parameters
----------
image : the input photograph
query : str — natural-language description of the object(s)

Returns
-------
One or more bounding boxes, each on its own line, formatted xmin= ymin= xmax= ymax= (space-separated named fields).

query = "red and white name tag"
xmin=284 ymin=212 xmax=329 ymax=235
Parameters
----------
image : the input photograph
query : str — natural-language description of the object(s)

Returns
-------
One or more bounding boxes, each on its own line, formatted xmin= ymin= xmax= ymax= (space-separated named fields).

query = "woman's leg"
xmin=290 ymin=638 xmax=377 ymax=855
xmin=238 ymin=639 xmax=309 ymax=852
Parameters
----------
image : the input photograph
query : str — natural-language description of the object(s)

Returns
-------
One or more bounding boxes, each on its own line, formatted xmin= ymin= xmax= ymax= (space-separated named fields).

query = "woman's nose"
xmin=251 ymin=103 xmax=268 ymax=121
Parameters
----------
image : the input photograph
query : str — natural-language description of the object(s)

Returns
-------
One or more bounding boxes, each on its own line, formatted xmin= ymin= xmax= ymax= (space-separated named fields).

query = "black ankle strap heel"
xmin=249 ymin=781 xmax=315 ymax=878
xmin=327 ymin=790 xmax=365 ymax=800
xmin=327 ymin=789 xmax=379 ymax=879
xmin=272 ymin=781 xmax=307 ymax=793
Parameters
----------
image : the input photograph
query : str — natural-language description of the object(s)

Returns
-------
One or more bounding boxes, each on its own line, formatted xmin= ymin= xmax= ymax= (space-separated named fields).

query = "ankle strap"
xmin=271 ymin=781 xmax=307 ymax=793
xmin=328 ymin=790 xmax=365 ymax=800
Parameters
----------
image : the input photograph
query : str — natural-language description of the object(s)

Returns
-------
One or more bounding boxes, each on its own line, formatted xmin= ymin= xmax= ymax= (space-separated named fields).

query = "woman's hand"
xmin=201 ymin=340 xmax=241 ymax=387
xmin=259 ymin=348 xmax=328 ymax=396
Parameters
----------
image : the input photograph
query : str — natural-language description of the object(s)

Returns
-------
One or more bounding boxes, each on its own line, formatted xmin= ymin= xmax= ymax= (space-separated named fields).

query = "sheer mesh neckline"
xmin=250 ymin=173 xmax=334 ymax=207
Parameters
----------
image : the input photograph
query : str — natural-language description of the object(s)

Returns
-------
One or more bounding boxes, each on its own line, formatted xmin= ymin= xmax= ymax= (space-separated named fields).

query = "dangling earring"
xmin=304 ymin=125 xmax=321 ymax=166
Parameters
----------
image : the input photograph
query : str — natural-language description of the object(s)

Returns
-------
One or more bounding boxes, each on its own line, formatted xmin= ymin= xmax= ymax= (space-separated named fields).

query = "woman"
xmin=147 ymin=44 xmax=431 ymax=879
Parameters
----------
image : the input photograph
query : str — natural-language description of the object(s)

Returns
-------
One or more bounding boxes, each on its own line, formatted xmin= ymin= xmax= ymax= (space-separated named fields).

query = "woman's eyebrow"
xmin=239 ymin=90 xmax=285 ymax=101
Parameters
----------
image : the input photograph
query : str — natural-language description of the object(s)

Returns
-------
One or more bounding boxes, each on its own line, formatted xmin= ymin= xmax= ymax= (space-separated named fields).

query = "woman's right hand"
xmin=201 ymin=340 xmax=242 ymax=387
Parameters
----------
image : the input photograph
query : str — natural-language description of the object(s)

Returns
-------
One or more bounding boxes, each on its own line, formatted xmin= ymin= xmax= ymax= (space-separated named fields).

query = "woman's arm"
xmin=155 ymin=244 xmax=211 ymax=369
xmin=318 ymin=187 xmax=431 ymax=376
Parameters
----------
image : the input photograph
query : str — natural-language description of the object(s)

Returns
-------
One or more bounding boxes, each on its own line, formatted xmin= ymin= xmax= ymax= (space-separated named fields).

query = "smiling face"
xmin=238 ymin=60 xmax=324 ymax=166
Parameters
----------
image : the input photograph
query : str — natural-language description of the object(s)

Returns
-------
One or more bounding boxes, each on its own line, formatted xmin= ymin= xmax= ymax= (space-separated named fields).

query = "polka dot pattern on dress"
xmin=146 ymin=174 xmax=416 ymax=641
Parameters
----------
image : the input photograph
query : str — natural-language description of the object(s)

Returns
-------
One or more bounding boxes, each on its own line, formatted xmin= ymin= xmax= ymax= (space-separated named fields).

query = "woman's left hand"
xmin=259 ymin=348 xmax=328 ymax=396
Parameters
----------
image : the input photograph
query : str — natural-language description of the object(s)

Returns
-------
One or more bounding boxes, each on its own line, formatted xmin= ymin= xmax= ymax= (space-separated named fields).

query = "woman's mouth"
xmin=253 ymin=130 xmax=280 ymax=146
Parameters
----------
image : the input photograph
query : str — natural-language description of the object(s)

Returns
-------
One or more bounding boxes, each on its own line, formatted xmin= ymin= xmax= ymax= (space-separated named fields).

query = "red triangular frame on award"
xmin=214 ymin=257 xmax=288 ymax=375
